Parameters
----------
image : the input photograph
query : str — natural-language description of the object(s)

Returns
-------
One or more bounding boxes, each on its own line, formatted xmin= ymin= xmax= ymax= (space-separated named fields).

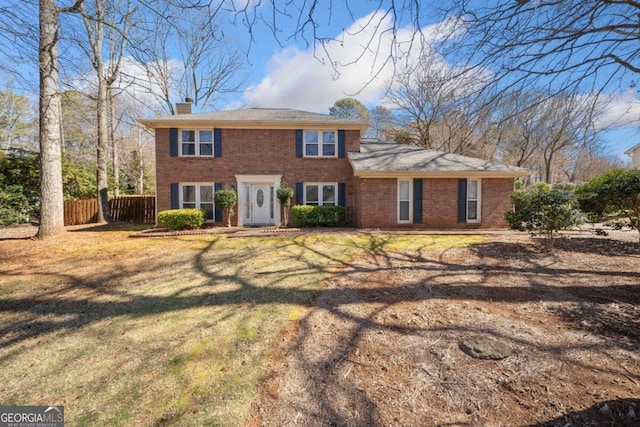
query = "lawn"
xmin=0 ymin=226 xmax=483 ymax=426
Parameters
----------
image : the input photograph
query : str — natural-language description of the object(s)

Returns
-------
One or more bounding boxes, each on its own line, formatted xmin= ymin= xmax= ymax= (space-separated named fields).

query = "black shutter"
xmin=170 ymin=183 xmax=179 ymax=209
xmin=338 ymin=183 xmax=346 ymax=207
xmin=214 ymin=128 xmax=222 ymax=157
xmin=295 ymin=182 xmax=304 ymax=205
xmin=214 ymin=182 xmax=223 ymax=221
xmin=413 ymin=178 xmax=423 ymax=224
xmin=338 ymin=130 xmax=346 ymax=158
xmin=295 ymin=129 xmax=303 ymax=158
xmin=458 ymin=178 xmax=467 ymax=223
xmin=169 ymin=128 xmax=178 ymax=157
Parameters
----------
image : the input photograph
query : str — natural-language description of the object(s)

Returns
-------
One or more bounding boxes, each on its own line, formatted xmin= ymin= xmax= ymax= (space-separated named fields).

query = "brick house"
xmin=138 ymin=107 xmax=532 ymax=228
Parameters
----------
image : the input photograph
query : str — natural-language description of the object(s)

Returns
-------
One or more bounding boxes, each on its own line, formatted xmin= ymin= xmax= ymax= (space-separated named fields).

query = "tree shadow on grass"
xmin=553 ymin=236 xmax=640 ymax=256
xmin=528 ymin=398 xmax=640 ymax=427
xmin=1 ymin=233 xmax=639 ymax=425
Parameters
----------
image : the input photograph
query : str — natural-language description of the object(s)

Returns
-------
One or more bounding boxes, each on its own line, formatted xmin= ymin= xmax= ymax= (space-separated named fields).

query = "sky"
xmin=1 ymin=0 xmax=638 ymax=160
xmin=212 ymin=2 xmax=640 ymax=161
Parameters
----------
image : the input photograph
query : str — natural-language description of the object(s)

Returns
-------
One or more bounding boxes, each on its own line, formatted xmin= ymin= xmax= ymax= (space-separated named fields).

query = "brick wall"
xmin=155 ymin=126 xmax=516 ymax=228
xmin=155 ymin=128 xmax=360 ymax=225
xmin=354 ymin=177 xmax=515 ymax=229
xmin=481 ymin=178 xmax=515 ymax=227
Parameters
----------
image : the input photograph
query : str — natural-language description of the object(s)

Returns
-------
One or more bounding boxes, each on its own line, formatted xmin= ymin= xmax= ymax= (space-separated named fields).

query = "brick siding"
xmin=155 ymin=128 xmax=359 ymax=226
xmin=354 ymin=177 xmax=514 ymax=229
xmin=155 ymin=127 xmax=516 ymax=229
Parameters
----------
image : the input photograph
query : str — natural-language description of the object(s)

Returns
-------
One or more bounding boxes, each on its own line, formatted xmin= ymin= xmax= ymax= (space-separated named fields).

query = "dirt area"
xmin=0 ymin=227 xmax=640 ymax=427
xmin=250 ymin=232 xmax=640 ymax=426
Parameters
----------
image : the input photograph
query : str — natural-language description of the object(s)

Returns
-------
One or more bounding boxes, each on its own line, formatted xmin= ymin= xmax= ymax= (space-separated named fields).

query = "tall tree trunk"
xmin=137 ymin=130 xmax=144 ymax=194
xmin=37 ymin=0 xmax=65 ymax=239
xmin=96 ymin=77 xmax=110 ymax=222
xmin=109 ymin=87 xmax=119 ymax=197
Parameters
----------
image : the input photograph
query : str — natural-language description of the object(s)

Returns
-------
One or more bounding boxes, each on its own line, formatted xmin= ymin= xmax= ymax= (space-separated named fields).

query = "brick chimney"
xmin=175 ymin=97 xmax=193 ymax=115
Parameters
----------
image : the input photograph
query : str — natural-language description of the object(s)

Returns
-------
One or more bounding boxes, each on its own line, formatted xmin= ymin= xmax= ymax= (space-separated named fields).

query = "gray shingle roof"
xmin=348 ymin=140 xmax=533 ymax=176
xmin=138 ymin=108 xmax=368 ymax=130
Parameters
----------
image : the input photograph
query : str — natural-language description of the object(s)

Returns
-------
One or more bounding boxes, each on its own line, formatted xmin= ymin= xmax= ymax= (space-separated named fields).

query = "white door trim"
xmin=235 ymin=174 xmax=282 ymax=226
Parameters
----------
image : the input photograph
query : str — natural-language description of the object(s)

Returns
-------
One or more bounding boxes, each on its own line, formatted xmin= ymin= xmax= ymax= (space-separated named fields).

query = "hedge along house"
xmin=138 ymin=106 xmax=532 ymax=228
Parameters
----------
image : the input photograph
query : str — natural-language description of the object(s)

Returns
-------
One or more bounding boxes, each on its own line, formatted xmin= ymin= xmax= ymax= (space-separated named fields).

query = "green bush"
xmin=0 ymin=185 xmax=32 ymax=226
xmin=292 ymin=205 xmax=345 ymax=227
xmin=214 ymin=187 xmax=237 ymax=227
xmin=576 ymin=168 xmax=640 ymax=242
xmin=157 ymin=209 xmax=206 ymax=230
xmin=504 ymin=182 xmax=582 ymax=246
xmin=276 ymin=183 xmax=294 ymax=227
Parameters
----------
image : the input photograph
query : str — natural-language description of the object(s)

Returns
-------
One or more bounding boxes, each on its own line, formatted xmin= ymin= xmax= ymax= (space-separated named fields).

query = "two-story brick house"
xmin=138 ymin=106 xmax=532 ymax=229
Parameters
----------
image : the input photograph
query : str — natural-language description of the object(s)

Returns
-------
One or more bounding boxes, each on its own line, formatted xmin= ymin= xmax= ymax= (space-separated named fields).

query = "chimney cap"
xmin=185 ymin=97 xmax=193 ymax=103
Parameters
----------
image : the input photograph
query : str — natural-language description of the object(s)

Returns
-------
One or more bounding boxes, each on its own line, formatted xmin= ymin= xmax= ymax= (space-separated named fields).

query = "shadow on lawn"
xmin=528 ymin=398 xmax=640 ymax=427
xmin=1 ymin=233 xmax=639 ymax=425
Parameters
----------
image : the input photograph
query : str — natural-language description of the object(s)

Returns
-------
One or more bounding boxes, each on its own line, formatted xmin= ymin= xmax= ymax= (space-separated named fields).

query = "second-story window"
xmin=181 ymin=130 xmax=214 ymax=157
xmin=304 ymin=131 xmax=336 ymax=157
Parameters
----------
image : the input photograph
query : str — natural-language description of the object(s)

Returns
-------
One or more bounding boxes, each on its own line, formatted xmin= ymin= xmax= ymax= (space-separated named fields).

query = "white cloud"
xmin=595 ymin=89 xmax=640 ymax=130
xmin=240 ymin=11 xmax=463 ymax=112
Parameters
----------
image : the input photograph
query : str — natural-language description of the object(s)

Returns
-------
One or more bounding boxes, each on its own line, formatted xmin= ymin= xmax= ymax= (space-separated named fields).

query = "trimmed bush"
xmin=276 ymin=183 xmax=294 ymax=227
xmin=292 ymin=205 xmax=345 ymax=227
xmin=214 ymin=186 xmax=237 ymax=227
xmin=157 ymin=209 xmax=206 ymax=230
xmin=504 ymin=182 xmax=582 ymax=246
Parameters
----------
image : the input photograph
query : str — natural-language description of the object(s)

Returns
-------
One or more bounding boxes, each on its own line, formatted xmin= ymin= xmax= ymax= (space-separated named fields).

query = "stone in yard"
xmin=459 ymin=336 xmax=513 ymax=360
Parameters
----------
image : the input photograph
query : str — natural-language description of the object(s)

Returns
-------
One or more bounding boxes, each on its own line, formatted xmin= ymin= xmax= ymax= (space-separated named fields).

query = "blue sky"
xmin=214 ymin=2 xmax=639 ymax=161
xmin=1 ymin=0 xmax=638 ymax=160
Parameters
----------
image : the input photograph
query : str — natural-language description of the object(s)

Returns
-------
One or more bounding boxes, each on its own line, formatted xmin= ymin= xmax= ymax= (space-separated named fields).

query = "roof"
xmin=348 ymin=140 xmax=534 ymax=177
xmin=137 ymin=108 xmax=368 ymax=131
xmin=624 ymin=142 xmax=640 ymax=156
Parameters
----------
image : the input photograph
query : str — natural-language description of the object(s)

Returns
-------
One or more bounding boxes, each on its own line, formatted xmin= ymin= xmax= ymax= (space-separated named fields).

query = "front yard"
xmin=0 ymin=225 xmax=638 ymax=426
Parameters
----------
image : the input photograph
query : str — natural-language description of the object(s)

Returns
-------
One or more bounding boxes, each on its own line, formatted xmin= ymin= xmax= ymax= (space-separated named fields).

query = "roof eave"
xmin=352 ymin=170 xmax=535 ymax=178
xmin=137 ymin=118 xmax=368 ymax=132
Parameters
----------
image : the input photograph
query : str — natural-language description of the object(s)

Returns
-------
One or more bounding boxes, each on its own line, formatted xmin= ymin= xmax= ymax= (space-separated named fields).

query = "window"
xmin=304 ymin=183 xmax=337 ymax=205
xmin=467 ymin=179 xmax=480 ymax=223
xmin=180 ymin=130 xmax=214 ymax=156
xmin=180 ymin=183 xmax=214 ymax=220
xmin=398 ymin=179 xmax=412 ymax=223
xmin=304 ymin=131 xmax=336 ymax=157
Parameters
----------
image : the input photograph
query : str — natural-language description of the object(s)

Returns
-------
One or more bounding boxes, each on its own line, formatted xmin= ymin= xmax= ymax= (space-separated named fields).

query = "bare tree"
xmin=368 ymin=106 xmax=394 ymax=139
xmin=76 ymin=0 xmax=134 ymax=222
xmin=0 ymin=85 xmax=35 ymax=150
xmin=556 ymin=141 xmax=624 ymax=184
xmin=37 ymin=0 xmax=84 ymax=239
xmin=446 ymin=0 xmax=640 ymax=95
xmin=130 ymin=2 xmax=245 ymax=114
xmin=385 ymin=52 xmax=488 ymax=153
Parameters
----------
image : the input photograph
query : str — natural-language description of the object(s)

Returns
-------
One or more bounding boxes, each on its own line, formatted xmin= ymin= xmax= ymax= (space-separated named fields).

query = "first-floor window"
xmin=181 ymin=183 xmax=214 ymax=220
xmin=304 ymin=183 xmax=337 ymax=205
xmin=467 ymin=179 xmax=480 ymax=222
xmin=398 ymin=179 xmax=411 ymax=223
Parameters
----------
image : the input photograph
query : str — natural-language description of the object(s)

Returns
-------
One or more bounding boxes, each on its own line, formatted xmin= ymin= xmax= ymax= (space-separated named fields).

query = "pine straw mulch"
xmin=248 ymin=233 xmax=640 ymax=427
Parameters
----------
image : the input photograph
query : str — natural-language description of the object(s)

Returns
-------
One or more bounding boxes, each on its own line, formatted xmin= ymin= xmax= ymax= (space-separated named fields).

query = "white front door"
xmin=250 ymin=185 xmax=271 ymax=225
xmin=235 ymin=175 xmax=282 ymax=227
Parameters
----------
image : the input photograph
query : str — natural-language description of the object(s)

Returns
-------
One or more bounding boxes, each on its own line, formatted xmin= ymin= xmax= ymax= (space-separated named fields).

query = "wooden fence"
xmin=64 ymin=196 xmax=155 ymax=226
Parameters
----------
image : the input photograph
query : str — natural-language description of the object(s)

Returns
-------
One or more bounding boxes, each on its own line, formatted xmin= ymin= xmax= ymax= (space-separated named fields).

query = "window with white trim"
xmin=467 ymin=179 xmax=481 ymax=223
xmin=398 ymin=179 xmax=412 ymax=223
xmin=304 ymin=183 xmax=337 ymax=205
xmin=180 ymin=183 xmax=214 ymax=220
xmin=180 ymin=130 xmax=214 ymax=156
xmin=304 ymin=131 xmax=336 ymax=157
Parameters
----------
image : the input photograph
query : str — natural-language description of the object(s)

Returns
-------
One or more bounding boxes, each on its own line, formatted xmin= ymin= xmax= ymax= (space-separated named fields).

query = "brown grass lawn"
xmin=0 ymin=225 xmax=485 ymax=426
xmin=2 ymin=225 xmax=640 ymax=426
